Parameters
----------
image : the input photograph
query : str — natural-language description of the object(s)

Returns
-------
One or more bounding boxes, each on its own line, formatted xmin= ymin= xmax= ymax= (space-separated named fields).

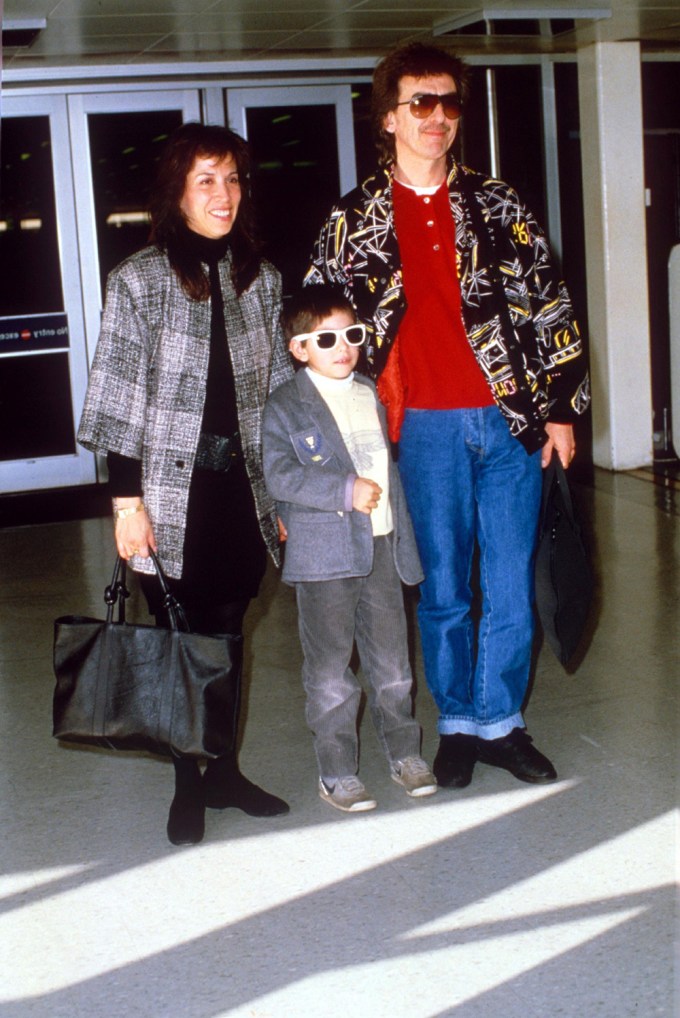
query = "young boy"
xmin=262 ymin=285 xmax=436 ymax=812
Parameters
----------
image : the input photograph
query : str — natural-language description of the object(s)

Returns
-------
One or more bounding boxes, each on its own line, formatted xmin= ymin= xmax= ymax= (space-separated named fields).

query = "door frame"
xmin=67 ymin=90 xmax=202 ymax=369
xmin=0 ymin=94 xmax=93 ymax=493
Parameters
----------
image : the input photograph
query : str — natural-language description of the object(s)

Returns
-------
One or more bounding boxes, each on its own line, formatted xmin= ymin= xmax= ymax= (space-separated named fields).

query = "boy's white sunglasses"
xmin=292 ymin=323 xmax=366 ymax=350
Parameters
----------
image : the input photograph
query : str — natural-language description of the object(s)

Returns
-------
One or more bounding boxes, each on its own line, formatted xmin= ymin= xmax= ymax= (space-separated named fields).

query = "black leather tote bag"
xmin=535 ymin=452 xmax=593 ymax=666
xmin=53 ymin=552 xmax=241 ymax=758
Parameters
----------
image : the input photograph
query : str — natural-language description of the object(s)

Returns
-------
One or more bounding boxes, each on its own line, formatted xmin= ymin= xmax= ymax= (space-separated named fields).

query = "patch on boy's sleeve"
xmin=290 ymin=428 xmax=333 ymax=465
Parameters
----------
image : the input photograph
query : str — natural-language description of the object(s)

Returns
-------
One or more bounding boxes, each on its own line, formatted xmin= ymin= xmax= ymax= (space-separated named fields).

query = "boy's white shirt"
xmin=304 ymin=368 xmax=393 ymax=537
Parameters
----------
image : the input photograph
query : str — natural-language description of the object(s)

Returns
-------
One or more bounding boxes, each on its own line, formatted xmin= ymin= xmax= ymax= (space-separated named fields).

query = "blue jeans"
xmin=398 ymin=406 xmax=542 ymax=740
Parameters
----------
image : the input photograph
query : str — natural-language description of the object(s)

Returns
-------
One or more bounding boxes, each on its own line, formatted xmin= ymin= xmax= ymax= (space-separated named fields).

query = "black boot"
xmin=204 ymin=752 xmax=289 ymax=816
xmin=167 ymin=758 xmax=206 ymax=845
xmin=433 ymin=734 xmax=479 ymax=788
xmin=203 ymin=626 xmax=289 ymax=817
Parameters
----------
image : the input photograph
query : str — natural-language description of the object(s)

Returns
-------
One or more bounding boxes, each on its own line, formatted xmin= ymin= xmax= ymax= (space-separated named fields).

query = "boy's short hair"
xmin=283 ymin=285 xmax=356 ymax=340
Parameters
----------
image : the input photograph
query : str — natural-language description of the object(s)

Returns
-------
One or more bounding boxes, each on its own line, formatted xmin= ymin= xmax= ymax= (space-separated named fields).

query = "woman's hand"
xmin=542 ymin=422 xmax=576 ymax=470
xmin=113 ymin=498 xmax=157 ymax=559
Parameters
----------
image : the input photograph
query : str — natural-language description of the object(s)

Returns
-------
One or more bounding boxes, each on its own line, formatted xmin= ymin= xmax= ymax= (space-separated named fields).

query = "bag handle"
xmin=103 ymin=551 xmax=190 ymax=632
xmin=148 ymin=549 xmax=190 ymax=632
xmin=541 ymin=449 xmax=577 ymax=528
xmin=104 ymin=556 xmax=129 ymax=624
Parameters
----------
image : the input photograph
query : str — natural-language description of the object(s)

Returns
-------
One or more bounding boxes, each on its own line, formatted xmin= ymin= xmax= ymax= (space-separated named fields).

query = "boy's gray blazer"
xmin=262 ymin=369 xmax=423 ymax=587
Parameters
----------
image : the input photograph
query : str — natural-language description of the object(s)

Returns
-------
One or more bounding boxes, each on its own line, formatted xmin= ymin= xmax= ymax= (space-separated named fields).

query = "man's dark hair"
xmin=283 ymin=285 xmax=356 ymax=340
xmin=149 ymin=122 xmax=261 ymax=299
xmin=371 ymin=42 xmax=469 ymax=167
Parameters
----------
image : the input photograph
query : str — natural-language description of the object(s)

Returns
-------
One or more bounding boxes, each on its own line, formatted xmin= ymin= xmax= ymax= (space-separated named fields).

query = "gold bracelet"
xmin=113 ymin=501 xmax=145 ymax=521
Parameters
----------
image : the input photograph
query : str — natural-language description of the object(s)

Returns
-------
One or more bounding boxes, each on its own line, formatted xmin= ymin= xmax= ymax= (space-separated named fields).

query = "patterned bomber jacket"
xmin=77 ymin=245 xmax=292 ymax=578
xmin=305 ymin=160 xmax=590 ymax=453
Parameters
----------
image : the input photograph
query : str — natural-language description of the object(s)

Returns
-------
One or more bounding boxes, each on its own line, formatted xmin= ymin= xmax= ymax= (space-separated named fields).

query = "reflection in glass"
xmin=244 ymin=105 xmax=340 ymax=294
xmin=88 ymin=110 xmax=183 ymax=296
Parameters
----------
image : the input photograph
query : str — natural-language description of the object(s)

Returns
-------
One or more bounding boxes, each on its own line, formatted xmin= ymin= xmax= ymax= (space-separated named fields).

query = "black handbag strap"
xmin=104 ymin=556 xmax=129 ymax=624
xmin=103 ymin=551 xmax=190 ymax=632
xmin=148 ymin=549 xmax=190 ymax=632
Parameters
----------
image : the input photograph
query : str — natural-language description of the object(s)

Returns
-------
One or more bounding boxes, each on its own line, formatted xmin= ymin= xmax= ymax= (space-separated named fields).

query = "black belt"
xmin=194 ymin=431 xmax=242 ymax=473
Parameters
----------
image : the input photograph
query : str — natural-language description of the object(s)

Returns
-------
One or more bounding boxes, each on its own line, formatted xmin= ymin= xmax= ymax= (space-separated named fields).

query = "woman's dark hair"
xmin=371 ymin=43 xmax=469 ymax=167
xmin=282 ymin=285 xmax=355 ymax=340
xmin=148 ymin=122 xmax=261 ymax=299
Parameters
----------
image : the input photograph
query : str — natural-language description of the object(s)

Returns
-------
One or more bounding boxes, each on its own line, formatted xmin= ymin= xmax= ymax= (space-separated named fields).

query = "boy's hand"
xmin=353 ymin=477 xmax=382 ymax=514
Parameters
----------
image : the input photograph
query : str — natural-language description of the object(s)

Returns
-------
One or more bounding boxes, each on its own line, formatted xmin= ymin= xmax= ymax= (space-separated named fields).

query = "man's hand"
xmin=353 ymin=477 xmax=382 ymax=514
xmin=542 ymin=422 xmax=575 ymax=469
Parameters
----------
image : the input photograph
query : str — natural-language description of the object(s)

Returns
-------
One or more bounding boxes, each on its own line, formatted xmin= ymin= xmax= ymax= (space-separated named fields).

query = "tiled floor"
xmin=0 ymin=470 xmax=677 ymax=1017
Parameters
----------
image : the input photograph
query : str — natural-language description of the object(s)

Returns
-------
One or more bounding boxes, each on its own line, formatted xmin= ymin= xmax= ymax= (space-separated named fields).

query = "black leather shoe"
xmin=167 ymin=793 xmax=206 ymax=846
xmin=477 ymin=729 xmax=557 ymax=783
xmin=433 ymin=733 xmax=479 ymax=788
xmin=204 ymin=764 xmax=290 ymax=817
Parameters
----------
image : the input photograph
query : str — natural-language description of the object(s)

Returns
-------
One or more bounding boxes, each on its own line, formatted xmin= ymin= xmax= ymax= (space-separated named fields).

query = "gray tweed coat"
xmin=77 ymin=245 xmax=292 ymax=578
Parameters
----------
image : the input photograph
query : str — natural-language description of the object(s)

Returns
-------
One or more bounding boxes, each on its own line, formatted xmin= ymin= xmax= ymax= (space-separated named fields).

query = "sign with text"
xmin=0 ymin=314 xmax=69 ymax=355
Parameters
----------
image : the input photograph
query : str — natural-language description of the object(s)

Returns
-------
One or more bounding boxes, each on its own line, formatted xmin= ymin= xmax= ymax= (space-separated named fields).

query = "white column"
xmin=577 ymin=42 xmax=653 ymax=470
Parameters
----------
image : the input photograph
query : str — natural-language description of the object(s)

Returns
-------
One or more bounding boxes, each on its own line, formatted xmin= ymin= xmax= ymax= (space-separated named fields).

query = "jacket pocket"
xmin=284 ymin=509 xmax=354 ymax=579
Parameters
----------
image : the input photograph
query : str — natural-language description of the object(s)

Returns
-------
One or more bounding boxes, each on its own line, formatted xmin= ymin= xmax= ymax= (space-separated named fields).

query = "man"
xmin=304 ymin=42 xmax=589 ymax=789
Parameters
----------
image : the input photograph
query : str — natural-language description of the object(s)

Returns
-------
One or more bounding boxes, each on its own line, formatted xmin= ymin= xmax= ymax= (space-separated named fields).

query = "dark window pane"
xmin=351 ymin=83 xmax=376 ymax=183
xmin=460 ymin=66 xmax=546 ymax=225
xmin=0 ymin=116 xmax=64 ymax=316
xmin=459 ymin=67 xmax=491 ymax=174
xmin=494 ymin=65 xmax=546 ymax=225
xmin=88 ymin=110 xmax=183 ymax=295
xmin=0 ymin=353 xmax=75 ymax=461
xmin=246 ymin=105 xmax=341 ymax=294
xmin=555 ymin=62 xmax=587 ymax=321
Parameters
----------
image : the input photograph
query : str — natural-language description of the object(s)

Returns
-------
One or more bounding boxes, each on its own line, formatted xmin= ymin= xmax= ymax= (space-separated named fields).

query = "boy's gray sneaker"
xmin=391 ymin=757 xmax=438 ymax=797
xmin=319 ymin=776 xmax=377 ymax=813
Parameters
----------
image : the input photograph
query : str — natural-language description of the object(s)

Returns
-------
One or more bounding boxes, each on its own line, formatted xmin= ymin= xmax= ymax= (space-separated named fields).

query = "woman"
xmin=78 ymin=123 xmax=292 ymax=846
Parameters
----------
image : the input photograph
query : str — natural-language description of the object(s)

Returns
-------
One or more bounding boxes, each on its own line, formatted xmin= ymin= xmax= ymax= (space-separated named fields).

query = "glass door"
xmin=227 ymin=86 xmax=356 ymax=294
xmin=0 ymin=96 xmax=92 ymax=493
xmin=68 ymin=90 xmax=201 ymax=372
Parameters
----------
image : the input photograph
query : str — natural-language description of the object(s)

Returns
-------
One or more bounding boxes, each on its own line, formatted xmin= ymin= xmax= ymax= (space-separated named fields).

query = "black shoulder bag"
xmin=534 ymin=451 xmax=594 ymax=665
xmin=52 ymin=551 xmax=242 ymax=758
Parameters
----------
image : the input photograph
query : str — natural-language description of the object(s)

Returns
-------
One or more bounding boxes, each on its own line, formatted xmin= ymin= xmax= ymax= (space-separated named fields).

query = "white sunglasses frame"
xmin=291 ymin=323 xmax=367 ymax=350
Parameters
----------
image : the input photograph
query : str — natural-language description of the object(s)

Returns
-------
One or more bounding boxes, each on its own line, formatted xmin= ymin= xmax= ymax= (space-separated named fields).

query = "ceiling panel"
xmin=2 ymin=0 xmax=679 ymax=73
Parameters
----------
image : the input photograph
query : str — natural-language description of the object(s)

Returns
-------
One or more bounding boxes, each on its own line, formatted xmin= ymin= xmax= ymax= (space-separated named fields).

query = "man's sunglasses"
xmin=293 ymin=323 xmax=366 ymax=350
xmin=396 ymin=92 xmax=463 ymax=121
